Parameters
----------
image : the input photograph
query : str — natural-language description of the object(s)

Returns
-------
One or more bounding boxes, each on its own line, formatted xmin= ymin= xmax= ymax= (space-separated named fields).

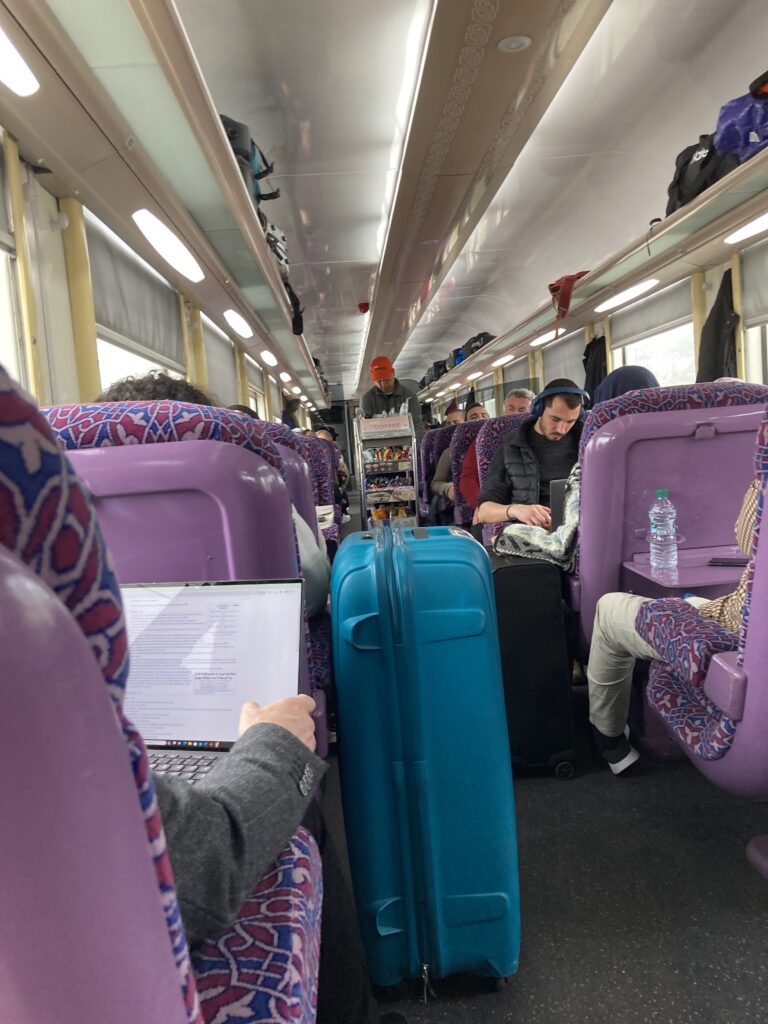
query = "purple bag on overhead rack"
xmin=714 ymin=87 xmax=768 ymax=164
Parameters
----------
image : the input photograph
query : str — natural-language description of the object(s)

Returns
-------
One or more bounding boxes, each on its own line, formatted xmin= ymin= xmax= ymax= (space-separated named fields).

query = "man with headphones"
xmin=477 ymin=378 xmax=587 ymax=527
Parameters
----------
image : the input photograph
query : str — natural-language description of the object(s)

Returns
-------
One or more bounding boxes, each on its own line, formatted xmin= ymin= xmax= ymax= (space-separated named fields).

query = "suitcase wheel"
xmin=554 ymin=760 xmax=575 ymax=780
xmin=494 ymin=976 xmax=515 ymax=991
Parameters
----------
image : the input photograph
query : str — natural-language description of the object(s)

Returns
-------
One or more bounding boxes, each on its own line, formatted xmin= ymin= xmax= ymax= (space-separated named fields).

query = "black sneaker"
xmin=591 ymin=725 xmax=640 ymax=775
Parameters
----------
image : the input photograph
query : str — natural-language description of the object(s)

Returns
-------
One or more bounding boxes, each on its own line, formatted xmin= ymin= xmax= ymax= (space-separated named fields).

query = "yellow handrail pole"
xmin=236 ymin=348 xmax=249 ymax=405
xmin=182 ymin=298 xmax=208 ymax=388
xmin=3 ymin=134 xmax=43 ymax=398
xmin=60 ymin=197 xmax=101 ymax=400
xmin=603 ymin=319 xmax=614 ymax=373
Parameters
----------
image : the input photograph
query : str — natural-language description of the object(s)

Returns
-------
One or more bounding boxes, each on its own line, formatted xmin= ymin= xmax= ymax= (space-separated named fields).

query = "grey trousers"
xmin=586 ymin=592 xmax=708 ymax=736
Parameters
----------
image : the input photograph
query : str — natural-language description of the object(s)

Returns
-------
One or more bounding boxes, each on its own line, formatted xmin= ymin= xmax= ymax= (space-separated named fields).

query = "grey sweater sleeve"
xmin=154 ymin=722 xmax=327 ymax=948
xmin=430 ymin=447 xmax=453 ymax=497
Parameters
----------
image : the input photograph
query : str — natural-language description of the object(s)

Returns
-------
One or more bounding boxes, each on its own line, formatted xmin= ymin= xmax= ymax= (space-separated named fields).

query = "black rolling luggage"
xmin=490 ymin=553 xmax=576 ymax=777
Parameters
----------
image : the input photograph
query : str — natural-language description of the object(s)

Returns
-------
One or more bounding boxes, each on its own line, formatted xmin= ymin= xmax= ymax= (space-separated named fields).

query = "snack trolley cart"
xmin=354 ymin=413 xmax=419 ymax=530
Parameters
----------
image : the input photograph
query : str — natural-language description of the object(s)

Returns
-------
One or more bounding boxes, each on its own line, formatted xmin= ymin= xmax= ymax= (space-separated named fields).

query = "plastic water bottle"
xmin=649 ymin=489 xmax=678 ymax=571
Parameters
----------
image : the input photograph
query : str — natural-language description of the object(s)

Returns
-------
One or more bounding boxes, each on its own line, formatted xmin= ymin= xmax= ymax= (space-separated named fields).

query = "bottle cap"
xmin=655 ymin=488 xmax=669 ymax=498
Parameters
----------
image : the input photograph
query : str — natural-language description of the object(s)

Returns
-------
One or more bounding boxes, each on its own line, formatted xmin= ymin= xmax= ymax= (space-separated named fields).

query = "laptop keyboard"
xmin=149 ymin=751 xmax=221 ymax=785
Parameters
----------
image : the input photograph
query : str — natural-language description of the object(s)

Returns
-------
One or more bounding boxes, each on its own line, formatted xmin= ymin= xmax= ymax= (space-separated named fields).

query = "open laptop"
xmin=121 ymin=579 xmax=304 ymax=784
xmin=548 ymin=479 xmax=568 ymax=532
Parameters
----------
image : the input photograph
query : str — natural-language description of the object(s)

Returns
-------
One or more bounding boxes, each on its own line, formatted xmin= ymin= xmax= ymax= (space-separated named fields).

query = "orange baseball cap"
xmin=370 ymin=356 xmax=395 ymax=381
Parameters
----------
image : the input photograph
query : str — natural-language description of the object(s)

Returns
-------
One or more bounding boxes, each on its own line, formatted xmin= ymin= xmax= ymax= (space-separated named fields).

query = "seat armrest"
xmin=635 ymin=597 xmax=737 ymax=687
xmin=703 ymin=651 xmax=747 ymax=721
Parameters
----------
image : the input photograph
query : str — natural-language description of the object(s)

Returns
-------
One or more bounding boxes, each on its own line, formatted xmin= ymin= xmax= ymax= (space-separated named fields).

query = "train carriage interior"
xmin=3 ymin=0 xmax=768 ymax=1021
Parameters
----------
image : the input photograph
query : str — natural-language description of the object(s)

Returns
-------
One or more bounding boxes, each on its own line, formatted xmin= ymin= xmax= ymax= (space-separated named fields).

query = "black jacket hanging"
xmin=696 ymin=270 xmax=739 ymax=382
xmin=583 ymin=335 xmax=608 ymax=402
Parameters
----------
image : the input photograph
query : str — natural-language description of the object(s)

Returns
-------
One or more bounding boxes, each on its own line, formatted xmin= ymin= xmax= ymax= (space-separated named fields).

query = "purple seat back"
xmin=295 ymin=434 xmax=340 ymax=548
xmin=0 ymin=546 xmax=189 ymax=1024
xmin=421 ymin=425 xmax=454 ymax=508
xmin=578 ymin=383 xmax=768 ymax=646
xmin=476 ymin=414 xmax=531 ymax=544
xmin=68 ymin=442 xmax=298 ymax=583
xmin=260 ymin=422 xmax=320 ymax=542
xmin=277 ymin=443 xmax=321 ymax=542
xmin=450 ymin=420 xmax=485 ymax=526
xmin=418 ymin=431 xmax=438 ymax=515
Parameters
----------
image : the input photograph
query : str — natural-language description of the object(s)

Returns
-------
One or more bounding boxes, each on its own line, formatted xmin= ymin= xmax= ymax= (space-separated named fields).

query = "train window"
xmin=201 ymin=316 xmax=238 ymax=405
xmin=0 ymin=251 xmax=21 ymax=381
xmin=248 ymin=388 xmax=266 ymax=419
xmin=97 ymin=336 xmax=182 ymax=392
xmin=744 ymin=324 xmax=768 ymax=385
xmin=612 ymin=321 xmax=695 ymax=386
xmin=542 ymin=329 xmax=586 ymax=388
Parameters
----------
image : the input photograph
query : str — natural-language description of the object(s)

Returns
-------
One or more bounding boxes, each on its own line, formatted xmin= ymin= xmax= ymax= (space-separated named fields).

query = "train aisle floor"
xmin=324 ymin=687 xmax=768 ymax=1024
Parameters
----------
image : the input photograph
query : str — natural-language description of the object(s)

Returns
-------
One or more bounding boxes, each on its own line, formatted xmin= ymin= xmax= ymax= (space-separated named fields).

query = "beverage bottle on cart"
xmin=648 ymin=489 xmax=678 ymax=571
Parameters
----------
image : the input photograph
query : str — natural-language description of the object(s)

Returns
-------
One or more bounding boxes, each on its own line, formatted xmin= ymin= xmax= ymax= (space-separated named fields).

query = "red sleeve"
xmin=459 ymin=438 xmax=480 ymax=510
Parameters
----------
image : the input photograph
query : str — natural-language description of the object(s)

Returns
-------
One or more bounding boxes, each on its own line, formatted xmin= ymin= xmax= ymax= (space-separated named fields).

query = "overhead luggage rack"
xmin=354 ymin=413 xmax=419 ymax=531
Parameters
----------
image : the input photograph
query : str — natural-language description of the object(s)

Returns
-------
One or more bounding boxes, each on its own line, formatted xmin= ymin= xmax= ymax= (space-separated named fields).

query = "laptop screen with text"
xmin=121 ymin=580 xmax=303 ymax=748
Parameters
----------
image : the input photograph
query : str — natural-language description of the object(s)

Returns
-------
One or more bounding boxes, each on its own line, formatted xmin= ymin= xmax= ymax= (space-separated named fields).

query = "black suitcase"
xmin=432 ymin=359 xmax=448 ymax=380
xmin=490 ymin=553 xmax=576 ymax=777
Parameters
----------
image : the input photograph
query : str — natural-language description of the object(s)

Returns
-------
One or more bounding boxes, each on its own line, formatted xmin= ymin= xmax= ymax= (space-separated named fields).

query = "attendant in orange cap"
xmin=360 ymin=355 xmax=423 ymax=436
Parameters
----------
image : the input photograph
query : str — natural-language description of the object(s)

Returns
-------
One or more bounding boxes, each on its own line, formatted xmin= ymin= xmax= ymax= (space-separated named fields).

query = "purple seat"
xmin=419 ymin=423 xmax=452 ymax=507
xmin=633 ymin=410 xmax=768 ymax=863
xmin=577 ymin=383 xmax=768 ymax=648
xmin=295 ymin=434 xmax=340 ymax=551
xmin=450 ymin=420 xmax=485 ymax=526
xmin=262 ymin=422 xmax=321 ymax=542
xmin=418 ymin=431 xmax=439 ymax=516
xmin=475 ymin=414 xmax=530 ymax=545
xmin=0 ymin=367 xmax=323 ymax=1024
xmin=44 ymin=401 xmax=328 ymax=746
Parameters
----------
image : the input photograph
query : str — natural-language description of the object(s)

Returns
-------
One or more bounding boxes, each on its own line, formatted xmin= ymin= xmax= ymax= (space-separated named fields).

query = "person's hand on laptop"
xmin=238 ymin=695 xmax=317 ymax=752
xmin=509 ymin=503 xmax=551 ymax=528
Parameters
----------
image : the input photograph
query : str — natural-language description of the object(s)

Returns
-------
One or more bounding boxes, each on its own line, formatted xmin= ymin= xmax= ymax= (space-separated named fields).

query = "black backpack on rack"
xmin=466 ymin=332 xmax=495 ymax=355
xmin=665 ymin=133 xmax=739 ymax=216
xmin=220 ymin=114 xmax=281 ymax=204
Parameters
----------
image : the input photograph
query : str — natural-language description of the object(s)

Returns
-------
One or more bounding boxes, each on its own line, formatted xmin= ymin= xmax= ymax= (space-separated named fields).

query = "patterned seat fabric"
xmin=4 ymin=370 xmax=322 ymax=1023
xmin=418 ymin=432 xmax=438 ymax=516
xmin=420 ymin=425 xmax=454 ymax=513
xmin=578 ymin=381 xmax=768 ymax=459
xmin=475 ymin=414 xmax=530 ymax=545
xmin=636 ymin=599 xmax=738 ymax=688
xmin=295 ymin=435 xmax=340 ymax=548
xmin=192 ymin=829 xmax=322 ymax=1024
xmin=636 ymin=408 xmax=768 ymax=761
xmin=450 ymin=420 xmax=484 ymax=526
xmin=45 ymin=401 xmax=327 ymax=695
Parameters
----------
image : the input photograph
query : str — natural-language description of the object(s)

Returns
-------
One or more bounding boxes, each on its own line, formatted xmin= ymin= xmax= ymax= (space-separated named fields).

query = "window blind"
xmin=610 ymin=279 xmax=690 ymax=348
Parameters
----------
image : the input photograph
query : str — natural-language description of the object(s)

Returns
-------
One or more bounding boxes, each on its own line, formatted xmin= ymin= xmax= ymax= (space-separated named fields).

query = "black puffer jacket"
xmin=477 ymin=417 xmax=583 ymax=508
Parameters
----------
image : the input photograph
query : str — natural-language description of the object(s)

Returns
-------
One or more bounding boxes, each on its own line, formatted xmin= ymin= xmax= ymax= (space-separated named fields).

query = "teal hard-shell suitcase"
xmin=331 ymin=525 xmax=520 ymax=987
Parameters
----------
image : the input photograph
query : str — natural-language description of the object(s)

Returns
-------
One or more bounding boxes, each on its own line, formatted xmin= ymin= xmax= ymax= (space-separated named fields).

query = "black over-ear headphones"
xmin=530 ymin=386 xmax=591 ymax=421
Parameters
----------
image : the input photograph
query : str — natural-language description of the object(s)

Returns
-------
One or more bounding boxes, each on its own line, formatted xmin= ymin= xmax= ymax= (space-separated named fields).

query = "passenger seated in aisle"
xmin=360 ymin=355 xmax=423 ymax=436
xmin=315 ymin=426 xmax=351 ymax=522
xmin=431 ymin=402 xmax=489 ymax=503
xmin=461 ymin=389 xmax=535 ymax=513
xmin=477 ymin=379 xmax=585 ymax=527
xmin=588 ymin=481 xmax=758 ymax=775
xmin=493 ymin=369 xmax=659 ymax=565
xmin=99 ymin=371 xmax=331 ymax=616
